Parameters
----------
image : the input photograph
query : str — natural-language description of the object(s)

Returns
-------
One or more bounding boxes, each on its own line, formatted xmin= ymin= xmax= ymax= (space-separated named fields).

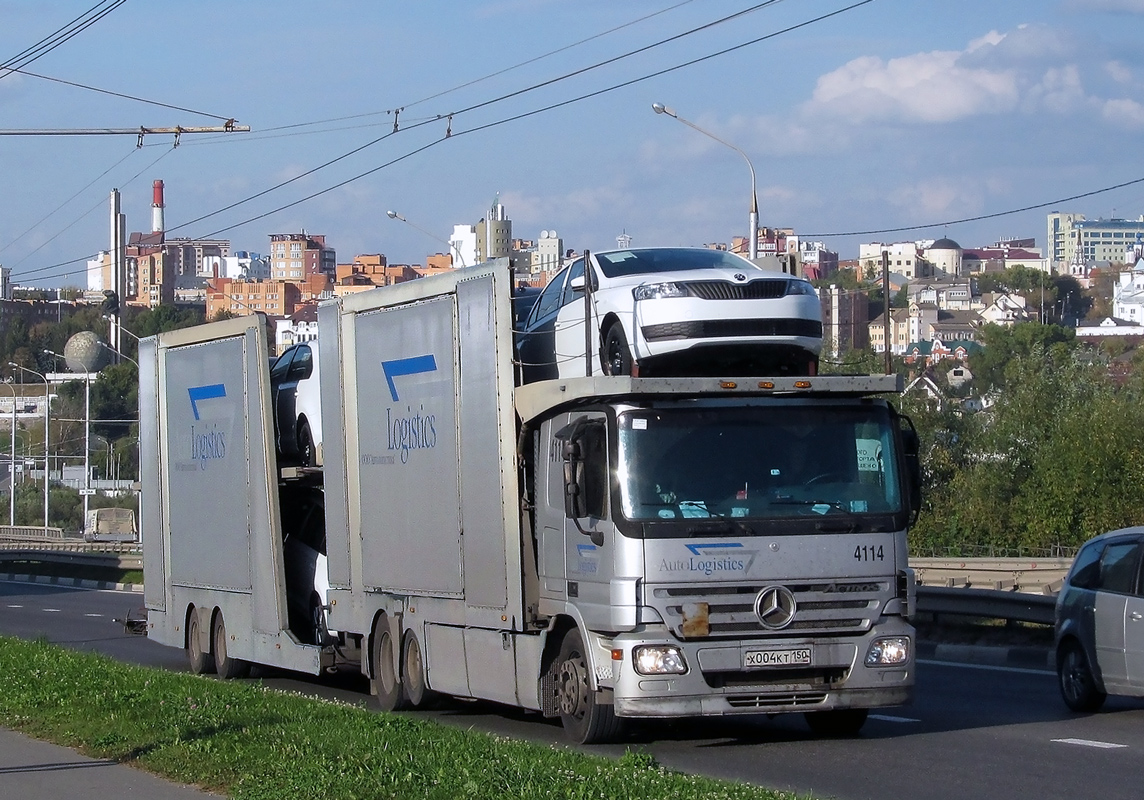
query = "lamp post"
xmin=0 ymin=379 xmax=14 ymax=527
xmin=386 ymin=210 xmax=468 ymax=268
xmin=46 ymin=348 xmax=94 ymax=526
xmin=652 ymin=102 xmax=759 ymax=261
xmin=9 ymin=363 xmax=49 ymax=534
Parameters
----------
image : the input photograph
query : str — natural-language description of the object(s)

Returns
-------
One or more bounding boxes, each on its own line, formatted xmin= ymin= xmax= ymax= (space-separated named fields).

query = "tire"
xmin=186 ymin=608 xmax=213 ymax=675
xmin=297 ymin=420 xmax=315 ymax=467
xmin=602 ymin=323 xmax=633 ymax=377
xmin=212 ymin=612 xmax=251 ymax=679
xmin=1058 ymin=640 xmax=1106 ymax=713
xmin=402 ymin=630 xmax=435 ymax=709
xmin=372 ymin=614 xmax=411 ymax=712
xmin=804 ymin=708 xmax=869 ymax=737
xmin=555 ymin=629 xmax=624 ymax=744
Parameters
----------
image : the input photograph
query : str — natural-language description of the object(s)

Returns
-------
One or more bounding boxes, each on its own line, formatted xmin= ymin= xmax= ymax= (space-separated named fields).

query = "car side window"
xmin=1069 ymin=541 xmax=1103 ymax=590
xmin=270 ymin=348 xmax=295 ymax=382
xmin=560 ymin=259 xmax=586 ymax=307
xmin=529 ymin=269 xmax=567 ymax=324
xmin=1097 ymin=540 xmax=1141 ymax=595
xmin=287 ymin=345 xmax=313 ymax=381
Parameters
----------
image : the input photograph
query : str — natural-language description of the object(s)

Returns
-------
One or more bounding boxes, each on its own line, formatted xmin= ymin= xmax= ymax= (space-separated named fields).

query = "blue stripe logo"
xmin=381 ymin=355 xmax=437 ymax=401
xmin=187 ymin=383 xmax=226 ymax=420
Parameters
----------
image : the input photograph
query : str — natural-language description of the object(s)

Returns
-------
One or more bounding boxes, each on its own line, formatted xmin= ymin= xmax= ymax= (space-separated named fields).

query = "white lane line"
xmin=41 ymin=608 xmax=61 ymax=612
xmin=84 ymin=613 xmax=102 ymax=618
xmin=918 ymin=658 xmax=1055 ymax=676
xmin=6 ymin=604 xmax=23 ymax=608
xmin=870 ymin=714 xmax=921 ymax=723
xmin=1052 ymin=738 xmax=1128 ymax=749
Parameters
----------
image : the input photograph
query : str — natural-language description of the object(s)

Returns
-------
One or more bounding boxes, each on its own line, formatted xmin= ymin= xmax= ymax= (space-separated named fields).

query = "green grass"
xmin=0 ymin=636 xmax=799 ymax=800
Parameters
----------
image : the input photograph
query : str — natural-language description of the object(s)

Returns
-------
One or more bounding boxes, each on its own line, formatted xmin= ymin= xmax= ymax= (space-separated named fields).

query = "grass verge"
xmin=0 ymin=636 xmax=797 ymax=800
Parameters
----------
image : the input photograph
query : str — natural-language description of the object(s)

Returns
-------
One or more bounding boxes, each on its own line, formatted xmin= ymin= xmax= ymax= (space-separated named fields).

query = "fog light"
xmin=633 ymin=645 xmax=688 ymax=675
xmin=865 ymin=636 xmax=911 ymax=666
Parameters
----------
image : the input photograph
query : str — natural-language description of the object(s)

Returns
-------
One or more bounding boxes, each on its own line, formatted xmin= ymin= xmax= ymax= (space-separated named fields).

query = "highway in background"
xmin=3 ymin=580 xmax=1142 ymax=800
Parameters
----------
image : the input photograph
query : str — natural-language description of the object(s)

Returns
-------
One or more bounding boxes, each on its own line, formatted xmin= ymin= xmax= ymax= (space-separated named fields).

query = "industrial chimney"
xmin=151 ymin=179 xmax=165 ymax=234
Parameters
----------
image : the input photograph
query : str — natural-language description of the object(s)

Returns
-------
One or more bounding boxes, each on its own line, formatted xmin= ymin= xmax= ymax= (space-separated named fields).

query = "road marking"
xmin=918 ymin=658 xmax=1054 ymax=676
xmin=6 ymin=604 xmax=23 ymax=608
xmin=84 ymin=613 xmax=102 ymax=618
xmin=869 ymin=714 xmax=920 ymax=723
xmin=1052 ymin=738 xmax=1128 ymax=749
xmin=41 ymin=608 xmax=61 ymax=613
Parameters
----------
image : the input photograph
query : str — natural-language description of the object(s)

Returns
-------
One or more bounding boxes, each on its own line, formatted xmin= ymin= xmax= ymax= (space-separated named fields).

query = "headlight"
xmin=633 ymin=282 xmax=690 ymax=301
xmin=865 ymin=636 xmax=911 ymax=666
xmin=785 ymin=280 xmax=817 ymax=296
xmin=632 ymin=645 xmax=688 ymax=675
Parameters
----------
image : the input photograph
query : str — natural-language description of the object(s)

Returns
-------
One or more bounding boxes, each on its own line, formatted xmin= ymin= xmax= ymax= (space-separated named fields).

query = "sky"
xmin=0 ymin=0 xmax=1142 ymax=289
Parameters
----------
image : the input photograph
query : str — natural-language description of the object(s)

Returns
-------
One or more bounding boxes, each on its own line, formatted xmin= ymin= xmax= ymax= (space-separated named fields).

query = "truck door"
xmin=557 ymin=412 xmax=613 ymax=628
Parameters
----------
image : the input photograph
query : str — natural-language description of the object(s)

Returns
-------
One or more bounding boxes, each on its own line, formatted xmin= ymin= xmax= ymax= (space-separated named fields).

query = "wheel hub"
xmin=557 ymin=657 xmax=588 ymax=718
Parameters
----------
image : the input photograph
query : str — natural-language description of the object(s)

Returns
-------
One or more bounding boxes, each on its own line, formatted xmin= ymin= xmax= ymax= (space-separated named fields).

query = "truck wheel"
xmin=402 ymin=630 xmax=435 ymax=709
xmin=602 ymin=323 xmax=632 ymax=377
xmin=186 ymin=608 xmax=213 ymax=675
xmin=804 ymin=708 xmax=868 ymax=737
xmin=1058 ymin=640 xmax=1106 ymax=713
xmin=212 ymin=613 xmax=251 ymax=679
xmin=555 ymin=629 xmax=624 ymax=744
xmin=372 ymin=614 xmax=411 ymax=712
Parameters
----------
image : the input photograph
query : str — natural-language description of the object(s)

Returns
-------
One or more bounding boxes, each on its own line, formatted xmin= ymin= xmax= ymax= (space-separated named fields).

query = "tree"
xmin=968 ymin=322 xmax=1076 ymax=393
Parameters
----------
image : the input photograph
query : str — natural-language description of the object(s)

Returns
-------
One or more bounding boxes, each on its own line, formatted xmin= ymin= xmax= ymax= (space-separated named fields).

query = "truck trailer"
xmin=140 ymin=264 xmax=921 ymax=743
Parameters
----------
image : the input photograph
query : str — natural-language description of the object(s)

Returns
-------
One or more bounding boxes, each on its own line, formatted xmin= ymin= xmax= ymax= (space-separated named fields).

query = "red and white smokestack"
xmin=151 ymin=179 xmax=165 ymax=234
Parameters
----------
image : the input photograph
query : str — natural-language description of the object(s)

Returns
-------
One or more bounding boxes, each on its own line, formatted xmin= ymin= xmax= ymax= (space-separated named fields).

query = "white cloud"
xmin=1102 ymin=98 xmax=1144 ymax=128
xmin=886 ymin=179 xmax=982 ymax=221
xmin=807 ymin=50 xmax=1020 ymax=123
xmin=1105 ymin=60 xmax=1134 ymax=84
xmin=1026 ymin=66 xmax=1086 ymax=114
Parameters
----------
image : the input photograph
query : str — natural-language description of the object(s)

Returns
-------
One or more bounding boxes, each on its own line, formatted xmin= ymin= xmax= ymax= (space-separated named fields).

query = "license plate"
xmin=744 ymin=647 xmax=812 ymax=668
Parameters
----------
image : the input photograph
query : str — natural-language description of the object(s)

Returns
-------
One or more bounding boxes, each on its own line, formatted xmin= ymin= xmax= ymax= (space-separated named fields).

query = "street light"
xmin=9 ymin=362 xmax=49 ymax=534
xmin=46 ymin=348 xmax=95 ymax=526
xmin=0 ymin=379 xmax=14 ymax=527
xmin=98 ymin=340 xmax=138 ymax=368
xmin=652 ymin=102 xmax=759 ymax=261
xmin=386 ymin=210 xmax=468 ymax=268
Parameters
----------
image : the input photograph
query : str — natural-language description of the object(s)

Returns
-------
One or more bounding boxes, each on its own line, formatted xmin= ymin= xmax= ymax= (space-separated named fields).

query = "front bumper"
xmin=607 ymin=618 xmax=914 ymax=718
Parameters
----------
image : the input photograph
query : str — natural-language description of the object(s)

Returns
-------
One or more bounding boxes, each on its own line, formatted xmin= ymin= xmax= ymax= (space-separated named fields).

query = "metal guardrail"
xmin=916 ymin=586 xmax=1057 ymax=625
xmin=912 ymin=557 xmax=1071 ymax=596
xmin=0 ymin=548 xmax=142 ymax=570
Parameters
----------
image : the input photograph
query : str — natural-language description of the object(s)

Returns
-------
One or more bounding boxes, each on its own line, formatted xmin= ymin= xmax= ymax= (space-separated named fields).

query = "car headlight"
xmin=633 ymin=282 xmax=690 ymax=301
xmin=632 ymin=645 xmax=688 ymax=675
xmin=785 ymin=280 xmax=817 ymax=296
xmin=864 ymin=636 xmax=911 ymax=666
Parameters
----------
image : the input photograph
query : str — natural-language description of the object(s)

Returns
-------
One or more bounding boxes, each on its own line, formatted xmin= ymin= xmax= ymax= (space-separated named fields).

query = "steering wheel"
xmin=806 ymin=472 xmax=847 ymax=486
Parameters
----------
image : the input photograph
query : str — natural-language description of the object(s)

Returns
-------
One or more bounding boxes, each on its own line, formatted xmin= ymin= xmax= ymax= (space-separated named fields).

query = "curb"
xmin=1 ymin=572 xmax=142 ymax=593
xmin=917 ymin=639 xmax=1054 ymax=670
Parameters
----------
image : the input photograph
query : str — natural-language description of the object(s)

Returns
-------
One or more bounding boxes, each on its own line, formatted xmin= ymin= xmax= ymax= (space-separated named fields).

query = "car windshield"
xmin=616 ymin=403 xmax=904 ymax=527
xmin=594 ymin=248 xmax=754 ymax=278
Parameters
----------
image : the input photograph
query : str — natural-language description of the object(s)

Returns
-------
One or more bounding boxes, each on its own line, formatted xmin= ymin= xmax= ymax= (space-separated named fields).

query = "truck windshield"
xmin=616 ymin=403 xmax=904 ymax=526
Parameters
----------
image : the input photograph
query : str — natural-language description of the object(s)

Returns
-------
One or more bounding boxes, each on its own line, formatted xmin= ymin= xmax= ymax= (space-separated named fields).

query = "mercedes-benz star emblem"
xmin=754 ymin=585 xmax=797 ymax=630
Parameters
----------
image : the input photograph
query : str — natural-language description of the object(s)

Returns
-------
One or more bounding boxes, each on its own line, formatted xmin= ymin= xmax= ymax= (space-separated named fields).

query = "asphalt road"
xmin=3 ymin=580 xmax=1143 ymax=800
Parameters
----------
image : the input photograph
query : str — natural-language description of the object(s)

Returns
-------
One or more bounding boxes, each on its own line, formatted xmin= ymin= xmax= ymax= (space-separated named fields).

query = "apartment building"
xmin=1047 ymin=212 xmax=1144 ymax=274
xmin=269 ymin=232 xmax=336 ymax=280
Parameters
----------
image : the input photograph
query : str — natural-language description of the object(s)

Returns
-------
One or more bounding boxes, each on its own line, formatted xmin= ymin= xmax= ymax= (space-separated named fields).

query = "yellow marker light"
xmin=793 ymin=380 xmax=812 ymax=389
xmin=720 ymin=381 xmax=737 ymax=389
xmin=758 ymin=381 xmax=775 ymax=389
xmin=611 ymin=648 xmax=624 ymax=662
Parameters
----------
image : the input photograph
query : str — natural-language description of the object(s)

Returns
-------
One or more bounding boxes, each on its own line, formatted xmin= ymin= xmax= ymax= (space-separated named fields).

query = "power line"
xmin=801 ymin=176 xmax=1144 ymax=239
xmin=0 ymin=66 xmax=238 ymax=122
xmin=168 ymin=0 xmax=794 ymax=234
xmin=15 ymin=0 xmax=872 ymax=283
xmin=0 ymin=1 xmax=126 ymax=78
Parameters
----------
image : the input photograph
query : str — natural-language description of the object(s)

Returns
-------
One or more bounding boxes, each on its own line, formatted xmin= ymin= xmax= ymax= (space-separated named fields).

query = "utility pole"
xmin=882 ymin=250 xmax=891 ymax=375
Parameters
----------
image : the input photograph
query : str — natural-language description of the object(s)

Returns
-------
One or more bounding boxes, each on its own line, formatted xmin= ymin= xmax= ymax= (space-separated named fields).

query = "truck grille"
xmin=641 ymin=318 xmax=823 ymax=342
xmin=651 ymin=580 xmax=887 ymax=640
xmin=726 ymin=692 xmax=828 ymax=709
xmin=682 ymin=280 xmax=790 ymax=300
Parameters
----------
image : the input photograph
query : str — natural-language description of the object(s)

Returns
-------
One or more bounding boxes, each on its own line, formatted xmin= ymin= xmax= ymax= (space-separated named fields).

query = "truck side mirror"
xmin=556 ymin=426 xmax=605 ymax=547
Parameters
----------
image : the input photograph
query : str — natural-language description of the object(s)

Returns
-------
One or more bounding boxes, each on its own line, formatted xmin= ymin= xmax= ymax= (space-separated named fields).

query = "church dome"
xmin=930 ymin=237 xmax=962 ymax=251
